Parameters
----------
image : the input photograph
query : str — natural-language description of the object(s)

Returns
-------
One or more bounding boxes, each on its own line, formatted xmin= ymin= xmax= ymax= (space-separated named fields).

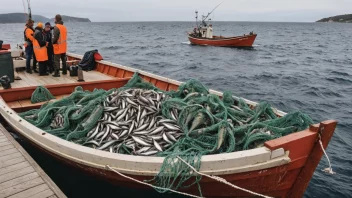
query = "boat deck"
xmin=0 ymin=124 xmax=66 ymax=198
xmin=0 ymin=70 xmax=115 ymax=90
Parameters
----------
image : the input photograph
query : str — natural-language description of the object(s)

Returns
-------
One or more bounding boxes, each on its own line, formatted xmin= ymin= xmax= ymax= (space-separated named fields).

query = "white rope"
xmin=176 ymin=156 xmax=272 ymax=198
xmin=105 ymin=165 xmax=203 ymax=198
xmin=318 ymin=135 xmax=335 ymax=174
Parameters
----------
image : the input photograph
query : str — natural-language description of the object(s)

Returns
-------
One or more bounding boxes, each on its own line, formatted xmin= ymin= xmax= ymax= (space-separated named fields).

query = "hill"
xmin=0 ymin=13 xmax=91 ymax=23
xmin=316 ymin=14 xmax=352 ymax=23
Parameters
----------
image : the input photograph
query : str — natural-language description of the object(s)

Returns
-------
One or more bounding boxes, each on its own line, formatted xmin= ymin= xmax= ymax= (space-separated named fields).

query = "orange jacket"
xmin=33 ymin=28 xmax=48 ymax=62
xmin=24 ymin=27 xmax=35 ymax=47
xmin=53 ymin=24 xmax=67 ymax=54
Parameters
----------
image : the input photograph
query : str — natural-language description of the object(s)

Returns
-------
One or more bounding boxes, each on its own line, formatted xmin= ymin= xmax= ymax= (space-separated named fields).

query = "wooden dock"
xmin=0 ymin=124 xmax=66 ymax=198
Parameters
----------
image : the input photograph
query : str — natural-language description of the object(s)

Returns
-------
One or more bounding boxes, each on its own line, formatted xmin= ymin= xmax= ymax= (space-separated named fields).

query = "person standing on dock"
xmin=44 ymin=22 xmax=54 ymax=73
xmin=24 ymin=19 xmax=38 ymax=74
xmin=52 ymin=14 xmax=68 ymax=77
xmin=33 ymin=22 xmax=49 ymax=76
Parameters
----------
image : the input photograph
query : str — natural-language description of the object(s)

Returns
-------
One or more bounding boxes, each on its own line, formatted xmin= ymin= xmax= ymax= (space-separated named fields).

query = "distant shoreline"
xmin=0 ymin=13 xmax=91 ymax=23
xmin=316 ymin=14 xmax=352 ymax=23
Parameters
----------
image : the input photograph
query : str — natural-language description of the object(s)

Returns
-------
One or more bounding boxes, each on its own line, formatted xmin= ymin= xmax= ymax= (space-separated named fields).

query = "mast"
xmin=27 ymin=0 xmax=32 ymax=21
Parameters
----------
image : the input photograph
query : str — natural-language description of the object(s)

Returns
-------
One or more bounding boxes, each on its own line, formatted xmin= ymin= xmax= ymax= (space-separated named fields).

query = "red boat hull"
xmin=188 ymin=34 xmax=257 ymax=47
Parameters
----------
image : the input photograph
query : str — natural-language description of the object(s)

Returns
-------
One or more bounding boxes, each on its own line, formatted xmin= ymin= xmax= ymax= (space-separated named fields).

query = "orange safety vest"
xmin=33 ymin=38 xmax=48 ymax=62
xmin=53 ymin=24 xmax=67 ymax=54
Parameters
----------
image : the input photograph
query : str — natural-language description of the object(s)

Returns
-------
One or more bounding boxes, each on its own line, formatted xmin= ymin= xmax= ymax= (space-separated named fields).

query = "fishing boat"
xmin=0 ymin=45 xmax=336 ymax=197
xmin=188 ymin=9 xmax=257 ymax=47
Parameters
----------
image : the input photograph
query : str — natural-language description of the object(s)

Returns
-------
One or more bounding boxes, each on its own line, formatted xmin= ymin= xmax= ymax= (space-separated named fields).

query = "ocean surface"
xmin=1 ymin=21 xmax=352 ymax=198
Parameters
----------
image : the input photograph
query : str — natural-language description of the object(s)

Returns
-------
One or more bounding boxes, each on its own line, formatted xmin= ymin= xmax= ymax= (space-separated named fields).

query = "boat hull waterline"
xmin=0 ymin=52 xmax=337 ymax=197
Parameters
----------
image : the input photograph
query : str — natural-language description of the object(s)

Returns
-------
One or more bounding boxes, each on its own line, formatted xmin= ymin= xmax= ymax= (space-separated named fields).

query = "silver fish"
xmin=153 ymin=139 xmax=163 ymax=152
xmin=134 ymin=123 xmax=149 ymax=132
xmin=162 ymin=133 xmax=173 ymax=144
xmin=98 ymin=140 xmax=120 ymax=150
xmin=162 ymin=123 xmax=180 ymax=131
xmin=140 ymin=150 xmax=158 ymax=156
xmin=132 ymin=136 xmax=152 ymax=146
xmin=149 ymin=126 xmax=164 ymax=135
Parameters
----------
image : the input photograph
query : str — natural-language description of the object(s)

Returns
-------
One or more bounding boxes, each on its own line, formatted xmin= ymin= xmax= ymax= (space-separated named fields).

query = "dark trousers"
xmin=25 ymin=45 xmax=37 ymax=71
xmin=54 ymin=53 xmax=67 ymax=72
xmin=39 ymin=61 xmax=48 ymax=75
xmin=47 ymin=46 xmax=54 ymax=71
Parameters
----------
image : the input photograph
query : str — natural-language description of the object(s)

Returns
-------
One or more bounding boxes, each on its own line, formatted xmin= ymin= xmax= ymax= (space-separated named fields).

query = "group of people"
xmin=24 ymin=14 xmax=67 ymax=77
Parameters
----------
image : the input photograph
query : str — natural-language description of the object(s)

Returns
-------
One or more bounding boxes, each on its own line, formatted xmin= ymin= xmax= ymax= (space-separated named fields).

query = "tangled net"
xmin=31 ymin=86 xmax=55 ymax=103
xmin=20 ymin=73 xmax=314 ymax=195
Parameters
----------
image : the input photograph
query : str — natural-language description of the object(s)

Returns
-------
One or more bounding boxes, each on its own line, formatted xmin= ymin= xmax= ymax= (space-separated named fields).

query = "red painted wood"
xmin=107 ymin=67 xmax=118 ymax=77
xmin=0 ymin=79 xmax=130 ymax=103
xmin=287 ymin=120 xmax=337 ymax=198
xmin=103 ymin=65 xmax=110 ymax=74
xmin=124 ymin=71 xmax=134 ymax=78
xmin=167 ymin=84 xmax=179 ymax=91
xmin=265 ymin=128 xmax=318 ymax=160
xmin=188 ymin=34 xmax=257 ymax=47
xmin=149 ymin=78 xmax=157 ymax=86
xmin=116 ymin=69 xmax=125 ymax=78
xmin=155 ymin=81 xmax=168 ymax=91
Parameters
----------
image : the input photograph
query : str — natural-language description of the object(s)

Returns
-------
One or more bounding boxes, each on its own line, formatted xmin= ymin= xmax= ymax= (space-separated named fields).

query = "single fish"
xmin=98 ymin=140 xmax=120 ymax=150
xmin=162 ymin=133 xmax=173 ymax=144
xmin=132 ymin=136 xmax=152 ymax=146
xmin=149 ymin=126 xmax=164 ymax=135
xmin=162 ymin=123 xmax=180 ymax=131
xmin=153 ymin=139 xmax=163 ymax=152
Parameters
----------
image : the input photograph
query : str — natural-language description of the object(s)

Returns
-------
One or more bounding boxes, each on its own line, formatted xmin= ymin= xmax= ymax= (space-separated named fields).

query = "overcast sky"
xmin=1 ymin=0 xmax=351 ymax=22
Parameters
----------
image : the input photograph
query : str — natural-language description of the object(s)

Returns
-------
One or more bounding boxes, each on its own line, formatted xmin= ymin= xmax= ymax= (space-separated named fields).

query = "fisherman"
xmin=52 ymin=14 xmax=68 ymax=77
xmin=33 ymin=22 xmax=49 ymax=76
xmin=44 ymin=22 xmax=54 ymax=73
xmin=24 ymin=19 xmax=38 ymax=74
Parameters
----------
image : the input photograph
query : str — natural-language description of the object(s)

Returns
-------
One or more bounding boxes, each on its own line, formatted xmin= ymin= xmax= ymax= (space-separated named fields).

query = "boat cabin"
xmin=199 ymin=25 xmax=213 ymax=38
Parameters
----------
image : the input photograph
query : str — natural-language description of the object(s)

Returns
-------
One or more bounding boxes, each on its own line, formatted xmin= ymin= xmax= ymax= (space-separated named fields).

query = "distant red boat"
xmin=188 ymin=9 xmax=257 ymax=47
xmin=188 ymin=33 xmax=257 ymax=47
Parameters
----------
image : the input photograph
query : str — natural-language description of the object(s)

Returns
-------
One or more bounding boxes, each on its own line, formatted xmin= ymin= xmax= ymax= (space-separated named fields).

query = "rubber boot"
xmin=52 ymin=70 xmax=60 ymax=77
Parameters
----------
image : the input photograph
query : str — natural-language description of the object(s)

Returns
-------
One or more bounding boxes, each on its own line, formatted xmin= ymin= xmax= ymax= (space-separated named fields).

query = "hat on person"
xmin=45 ymin=22 xmax=51 ymax=27
xmin=37 ymin=22 xmax=43 ymax=28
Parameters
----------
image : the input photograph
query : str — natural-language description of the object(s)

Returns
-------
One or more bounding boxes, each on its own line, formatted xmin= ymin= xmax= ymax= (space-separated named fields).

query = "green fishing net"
xmin=20 ymin=73 xmax=314 ymax=196
xmin=31 ymin=86 xmax=55 ymax=103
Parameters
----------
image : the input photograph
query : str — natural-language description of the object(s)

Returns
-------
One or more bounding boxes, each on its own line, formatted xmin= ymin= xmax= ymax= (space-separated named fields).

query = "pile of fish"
xmin=83 ymin=89 xmax=183 ymax=156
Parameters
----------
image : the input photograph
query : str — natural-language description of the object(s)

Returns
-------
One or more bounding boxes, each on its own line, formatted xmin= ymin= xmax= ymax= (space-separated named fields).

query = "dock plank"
xmin=27 ymin=189 xmax=55 ymax=198
xmin=0 ymin=141 xmax=11 ymax=147
xmin=0 ymin=152 xmax=22 ymax=162
xmin=0 ymin=161 xmax=31 ymax=176
xmin=0 ymin=125 xmax=66 ymax=198
xmin=0 ymin=144 xmax=15 ymax=152
xmin=0 ymin=177 xmax=44 ymax=198
xmin=0 ymin=148 xmax=18 ymax=157
xmin=0 ymin=156 xmax=26 ymax=169
xmin=7 ymin=184 xmax=49 ymax=198
xmin=0 ymin=166 xmax=35 ymax=183
xmin=0 ymin=172 xmax=40 ymax=190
